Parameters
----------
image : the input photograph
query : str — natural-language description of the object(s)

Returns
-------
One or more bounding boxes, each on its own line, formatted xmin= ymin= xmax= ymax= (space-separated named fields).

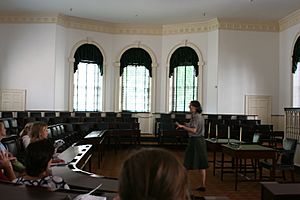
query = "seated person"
xmin=13 ymin=139 xmax=69 ymax=191
xmin=19 ymin=122 xmax=33 ymax=148
xmin=0 ymin=120 xmax=25 ymax=173
xmin=0 ymin=150 xmax=16 ymax=181
xmin=29 ymin=122 xmax=48 ymax=143
xmin=0 ymin=120 xmax=7 ymax=152
xmin=114 ymin=148 xmax=190 ymax=200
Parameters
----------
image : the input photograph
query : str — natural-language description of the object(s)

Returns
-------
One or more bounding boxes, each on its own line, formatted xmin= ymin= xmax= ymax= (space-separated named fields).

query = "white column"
xmin=68 ymin=57 xmax=75 ymax=112
xmin=151 ymin=63 xmax=158 ymax=113
xmin=198 ymin=61 xmax=205 ymax=105
xmin=114 ymin=62 xmax=121 ymax=112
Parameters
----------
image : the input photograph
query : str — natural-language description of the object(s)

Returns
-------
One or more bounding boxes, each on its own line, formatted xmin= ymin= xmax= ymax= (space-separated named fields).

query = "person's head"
xmin=25 ymin=139 xmax=54 ymax=177
xmin=189 ymin=100 xmax=202 ymax=114
xmin=118 ymin=148 xmax=190 ymax=200
xmin=0 ymin=120 xmax=6 ymax=139
xmin=21 ymin=122 xmax=33 ymax=137
xmin=30 ymin=122 xmax=48 ymax=142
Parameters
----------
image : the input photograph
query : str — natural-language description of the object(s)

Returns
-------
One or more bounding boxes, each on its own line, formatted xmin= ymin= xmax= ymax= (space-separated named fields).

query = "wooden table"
xmin=206 ymin=138 xmax=241 ymax=176
xmin=0 ymin=181 xmax=116 ymax=200
xmin=82 ymin=130 xmax=106 ymax=168
xmin=51 ymin=144 xmax=119 ymax=193
xmin=261 ymin=182 xmax=300 ymax=200
xmin=221 ymin=144 xmax=276 ymax=190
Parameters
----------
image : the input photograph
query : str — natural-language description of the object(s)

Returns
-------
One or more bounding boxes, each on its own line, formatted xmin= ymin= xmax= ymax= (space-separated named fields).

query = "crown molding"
xmin=162 ymin=18 xmax=219 ymax=35
xmin=279 ymin=9 xmax=300 ymax=31
xmin=0 ymin=11 xmax=298 ymax=34
xmin=0 ymin=12 xmax=58 ymax=24
xmin=218 ymin=19 xmax=279 ymax=32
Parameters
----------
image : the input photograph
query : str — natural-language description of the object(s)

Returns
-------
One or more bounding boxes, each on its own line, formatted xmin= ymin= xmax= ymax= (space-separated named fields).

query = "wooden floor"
xmin=88 ymin=145 xmax=300 ymax=200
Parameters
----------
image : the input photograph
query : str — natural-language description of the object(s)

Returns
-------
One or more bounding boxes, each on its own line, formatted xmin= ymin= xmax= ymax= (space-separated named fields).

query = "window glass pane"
xmin=122 ymin=65 xmax=150 ymax=112
xmin=73 ymin=62 xmax=102 ymax=111
xmin=172 ymin=66 xmax=197 ymax=112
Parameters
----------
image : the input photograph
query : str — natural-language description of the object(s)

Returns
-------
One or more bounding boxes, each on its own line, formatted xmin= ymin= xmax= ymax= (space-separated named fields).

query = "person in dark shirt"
xmin=14 ymin=139 xmax=69 ymax=191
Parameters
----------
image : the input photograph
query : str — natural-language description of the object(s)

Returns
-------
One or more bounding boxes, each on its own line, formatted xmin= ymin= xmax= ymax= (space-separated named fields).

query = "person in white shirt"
xmin=19 ymin=122 xmax=33 ymax=149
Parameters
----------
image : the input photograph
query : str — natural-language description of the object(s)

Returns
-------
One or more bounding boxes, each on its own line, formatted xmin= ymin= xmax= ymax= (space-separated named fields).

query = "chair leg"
xmin=282 ymin=170 xmax=286 ymax=181
xmin=291 ymin=170 xmax=295 ymax=182
xmin=259 ymin=165 xmax=262 ymax=180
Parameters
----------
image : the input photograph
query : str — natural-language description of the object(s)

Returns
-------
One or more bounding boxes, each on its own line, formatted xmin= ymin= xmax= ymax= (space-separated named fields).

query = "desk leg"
xmin=270 ymin=158 xmax=276 ymax=181
xmin=213 ymin=151 xmax=216 ymax=176
xmin=98 ymin=143 xmax=101 ymax=168
xmin=221 ymin=152 xmax=224 ymax=181
xmin=254 ymin=159 xmax=257 ymax=180
xmin=235 ymin=157 xmax=238 ymax=191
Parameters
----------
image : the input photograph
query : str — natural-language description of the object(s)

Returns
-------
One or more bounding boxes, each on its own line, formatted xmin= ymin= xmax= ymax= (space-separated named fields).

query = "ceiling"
xmin=1 ymin=0 xmax=300 ymax=25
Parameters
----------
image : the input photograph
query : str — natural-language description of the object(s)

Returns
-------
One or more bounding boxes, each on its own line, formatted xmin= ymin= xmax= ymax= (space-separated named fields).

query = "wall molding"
xmin=219 ymin=19 xmax=279 ymax=32
xmin=0 ymin=12 xmax=293 ymax=35
xmin=279 ymin=9 xmax=300 ymax=31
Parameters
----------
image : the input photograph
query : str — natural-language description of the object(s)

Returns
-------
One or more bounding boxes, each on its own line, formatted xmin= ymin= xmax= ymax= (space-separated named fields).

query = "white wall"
xmin=0 ymin=23 xmax=57 ymax=110
xmin=54 ymin=24 xmax=68 ymax=110
xmin=279 ymin=24 xmax=300 ymax=114
xmin=218 ymin=30 xmax=279 ymax=114
xmin=206 ymin=30 xmax=219 ymax=113
xmin=0 ymin=22 xmax=283 ymax=116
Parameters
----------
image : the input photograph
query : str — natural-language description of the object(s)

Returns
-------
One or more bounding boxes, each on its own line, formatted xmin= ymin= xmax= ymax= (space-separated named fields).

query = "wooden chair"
xmin=259 ymin=138 xmax=297 ymax=182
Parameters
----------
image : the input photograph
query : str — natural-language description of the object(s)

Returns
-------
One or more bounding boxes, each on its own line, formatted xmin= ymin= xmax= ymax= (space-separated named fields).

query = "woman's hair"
xmin=30 ymin=121 xmax=47 ymax=141
xmin=20 ymin=122 xmax=33 ymax=137
xmin=118 ymin=148 xmax=190 ymax=200
xmin=25 ymin=139 xmax=54 ymax=177
xmin=190 ymin=100 xmax=202 ymax=113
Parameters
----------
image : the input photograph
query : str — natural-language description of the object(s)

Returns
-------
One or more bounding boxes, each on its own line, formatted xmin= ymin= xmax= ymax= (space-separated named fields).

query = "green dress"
xmin=184 ymin=113 xmax=209 ymax=170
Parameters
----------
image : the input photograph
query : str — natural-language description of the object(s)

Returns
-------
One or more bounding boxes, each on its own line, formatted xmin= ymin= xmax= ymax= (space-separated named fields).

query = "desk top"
xmin=0 ymin=181 xmax=116 ymax=200
xmin=222 ymin=144 xmax=275 ymax=151
xmin=0 ymin=182 xmax=77 ymax=200
xmin=52 ymin=145 xmax=119 ymax=193
xmin=56 ymin=144 xmax=92 ymax=163
xmin=261 ymin=182 xmax=300 ymax=195
xmin=84 ymin=131 xmax=106 ymax=139
xmin=206 ymin=138 xmax=242 ymax=144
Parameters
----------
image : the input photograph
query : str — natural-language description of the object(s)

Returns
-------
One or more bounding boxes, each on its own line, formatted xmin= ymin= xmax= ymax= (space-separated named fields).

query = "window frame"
xmin=68 ymin=41 xmax=106 ymax=112
xmin=166 ymin=42 xmax=204 ymax=113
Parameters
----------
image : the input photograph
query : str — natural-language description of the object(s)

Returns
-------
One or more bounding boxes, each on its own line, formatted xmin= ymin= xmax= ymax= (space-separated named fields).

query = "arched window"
xmin=293 ymin=36 xmax=300 ymax=107
xmin=120 ymin=48 xmax=152 ymax=112
xmin=169 ymin=47 xmax=199 ymax=112
xmin=73 ymin=44 xmax=103 ymax=111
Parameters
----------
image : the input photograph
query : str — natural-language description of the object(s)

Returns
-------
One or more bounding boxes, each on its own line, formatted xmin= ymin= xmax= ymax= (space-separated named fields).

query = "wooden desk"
xmin=52 ymin=145 xmax=119 ymax=193
xmin=0 ymin=181 xmax=116 ymax=200
xmin=82 ymin=130 xmax=106 ymax=168
xmin=206 ymin=138 xmax=241 ymax=176
xmin=261 ymin=182 xmax=300 ymax=200
xmin=221 ymin=144 xmax=276 ymax=190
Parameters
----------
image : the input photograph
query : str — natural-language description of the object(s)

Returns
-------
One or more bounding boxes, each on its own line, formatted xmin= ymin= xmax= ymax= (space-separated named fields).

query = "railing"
xmin=285 ymin=108 xmax=300 ymax=140
xmin=284 ymin=108 xmax=300 ymax=166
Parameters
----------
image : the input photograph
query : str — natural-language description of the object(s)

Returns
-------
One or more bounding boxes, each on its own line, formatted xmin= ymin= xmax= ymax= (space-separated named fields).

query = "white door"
xmin=245 ymin=95 xmax=272 ymax=124
xmin=0 ymin=89 xmax=26 ymax=111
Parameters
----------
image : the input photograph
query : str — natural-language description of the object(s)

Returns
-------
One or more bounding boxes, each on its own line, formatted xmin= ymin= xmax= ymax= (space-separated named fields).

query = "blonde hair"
xmin=30 ymin=121 xmax=47 ymax=142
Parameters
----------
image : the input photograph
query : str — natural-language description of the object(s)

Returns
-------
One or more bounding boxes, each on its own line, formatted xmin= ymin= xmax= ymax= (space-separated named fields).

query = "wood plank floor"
xmin=88 ymin=146 xmax=300 ymax=200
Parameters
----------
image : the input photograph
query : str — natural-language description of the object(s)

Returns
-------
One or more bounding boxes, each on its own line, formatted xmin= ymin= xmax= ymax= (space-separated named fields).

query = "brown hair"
xmin=190 ymin=100 xmax=202 ymax=113
xmin=30 ymin=121 xmax=47 ymax=142
xmin=118 ymin=148 xmax=190 ymax=200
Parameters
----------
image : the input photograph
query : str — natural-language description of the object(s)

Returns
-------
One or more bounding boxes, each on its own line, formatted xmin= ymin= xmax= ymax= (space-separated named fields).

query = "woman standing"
xmin=176 ymin=100 xmax=208 ymax=191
